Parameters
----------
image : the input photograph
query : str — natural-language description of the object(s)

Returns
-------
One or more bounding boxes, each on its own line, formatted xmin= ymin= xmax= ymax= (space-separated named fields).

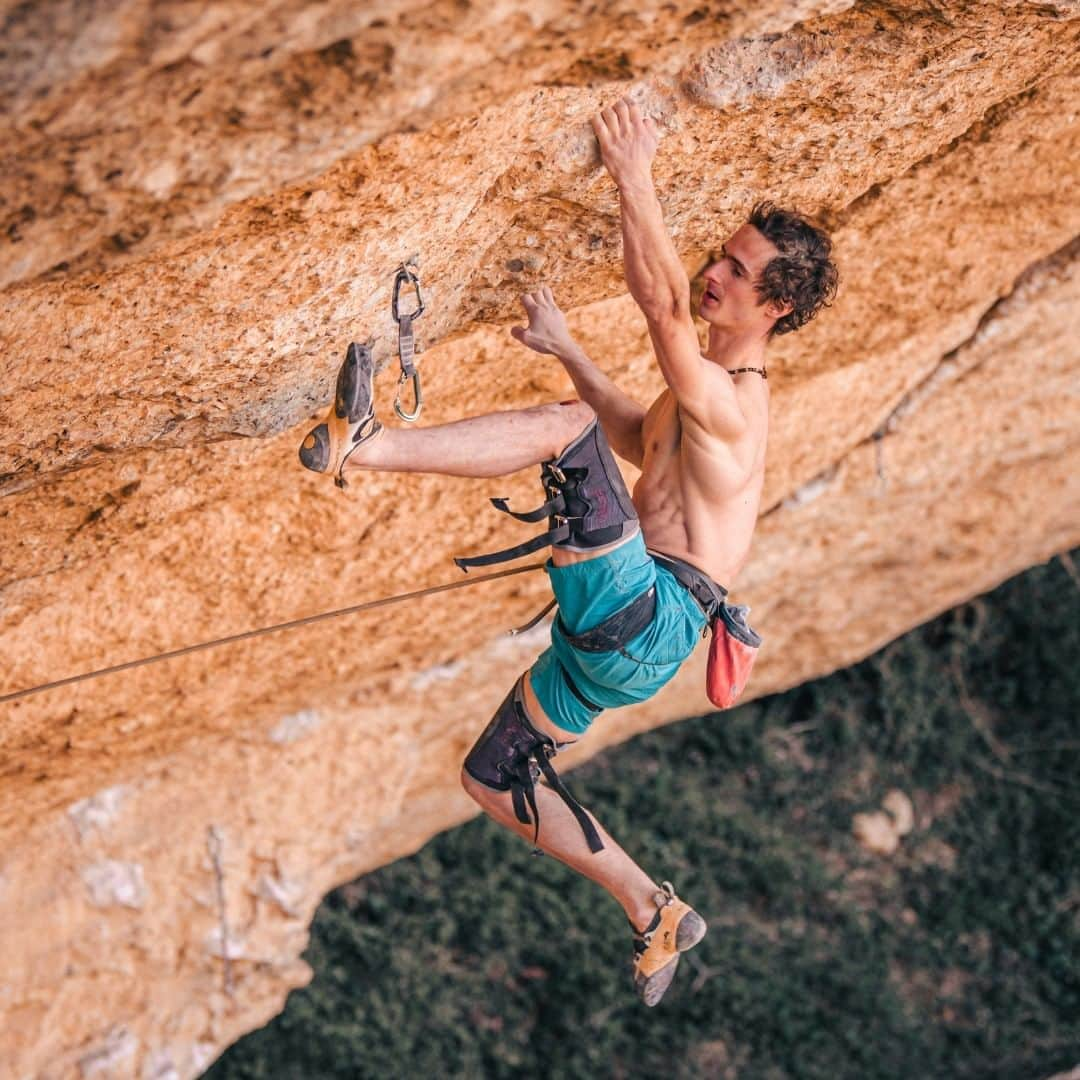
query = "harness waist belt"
xmin=647 ymin=550 xmax=728 ymax=621
xmin=557 ymin=585 xmax=657 ymax=653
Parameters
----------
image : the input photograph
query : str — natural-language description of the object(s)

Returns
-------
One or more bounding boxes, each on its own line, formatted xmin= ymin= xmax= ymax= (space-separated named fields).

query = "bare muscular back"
xmin=631 ymin=377 xmax=768 ymax=587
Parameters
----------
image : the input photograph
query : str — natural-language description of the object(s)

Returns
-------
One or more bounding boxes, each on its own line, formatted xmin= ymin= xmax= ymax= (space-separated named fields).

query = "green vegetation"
xmin=207 ymin=554 xmax=1080 ymax=1080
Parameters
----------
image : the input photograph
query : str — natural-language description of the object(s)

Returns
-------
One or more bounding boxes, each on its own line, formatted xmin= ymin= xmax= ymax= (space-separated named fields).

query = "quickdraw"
xmin=391 ymin=260 xmax=426 ymax=421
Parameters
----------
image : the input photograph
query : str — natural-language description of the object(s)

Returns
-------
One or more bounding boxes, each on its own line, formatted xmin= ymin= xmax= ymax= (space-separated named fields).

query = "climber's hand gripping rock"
xmin=510 ymin=285 xmax=575 ymax=357
xmin=591 ymin=96 xmax=660 ymax=189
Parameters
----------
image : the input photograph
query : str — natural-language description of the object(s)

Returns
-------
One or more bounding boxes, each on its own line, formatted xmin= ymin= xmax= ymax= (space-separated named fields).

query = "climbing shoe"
xmin=631 ymin=881 xmax=707 ymax=1007
xmin=299 ymin=342 xmax=382 ymax=488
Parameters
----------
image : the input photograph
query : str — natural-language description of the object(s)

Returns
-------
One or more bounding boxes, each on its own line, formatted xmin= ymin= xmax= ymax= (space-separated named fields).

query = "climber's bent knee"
xmin=546 ymin=416 xmax=638 ymax=552
xmin=462 ymin=676 xmax=604 ymax=853
xmin=460 ymin=766 xmax=496 ymax=803
xmin=463 ymin=677 xmax=551 ymax=793
xmin=453 ymin=415 xmax=638 ymax=569
xmin=552 ymin=399 xmax=595 ymax=446
xmin=518 ymin=399 xmax=595 ymax=460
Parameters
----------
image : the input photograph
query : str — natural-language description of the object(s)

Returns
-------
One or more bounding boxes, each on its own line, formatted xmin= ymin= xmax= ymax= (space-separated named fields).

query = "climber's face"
xmin=698 ymin=224 xmax=785 ymax=334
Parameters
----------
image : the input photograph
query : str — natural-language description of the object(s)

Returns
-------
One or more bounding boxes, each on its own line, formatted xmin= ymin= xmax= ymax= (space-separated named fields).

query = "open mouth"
xmin=702 ymin=286 xmax=721 ymax=303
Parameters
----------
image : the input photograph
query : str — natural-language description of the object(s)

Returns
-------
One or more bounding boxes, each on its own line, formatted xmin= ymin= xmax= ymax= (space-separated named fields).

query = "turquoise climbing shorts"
xmin=529 ymin=531 xmax=708 ymax=735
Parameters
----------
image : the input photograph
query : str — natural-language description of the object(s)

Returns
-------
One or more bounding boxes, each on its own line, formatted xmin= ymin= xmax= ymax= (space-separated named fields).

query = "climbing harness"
xmin=391 ymin=260 xmax=426 ymax=421
xmin=0 ymin=561 xmax=546 ymax=705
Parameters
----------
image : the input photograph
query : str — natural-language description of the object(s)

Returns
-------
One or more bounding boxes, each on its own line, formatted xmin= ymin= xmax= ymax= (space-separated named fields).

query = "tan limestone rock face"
xmin=1 ymin=1 xmax=1078 ymax=1075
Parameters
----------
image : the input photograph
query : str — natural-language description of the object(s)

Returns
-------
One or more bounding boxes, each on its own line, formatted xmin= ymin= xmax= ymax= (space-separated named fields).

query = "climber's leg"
xmin=343 ymin=399 xmax=597 ymax=478
xmin=462 ymin=670 xmax=708 ymax=1006
xmin=299 ymin=340 xmax=597 ymax=483
xmin=460 ymin=671 xmax=663 ymax=933
xmin=452 ymin=413 xmax=641 ymax=570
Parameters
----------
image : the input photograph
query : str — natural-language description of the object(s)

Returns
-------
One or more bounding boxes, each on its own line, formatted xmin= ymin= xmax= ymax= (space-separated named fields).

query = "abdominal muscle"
xmin=630 ymin=389 xmax=766 ymax=587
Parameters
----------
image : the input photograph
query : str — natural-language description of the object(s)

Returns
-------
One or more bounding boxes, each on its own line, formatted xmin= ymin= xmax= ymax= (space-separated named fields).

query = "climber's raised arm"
xmin=592 ymin=98 xmax=744 ymax=437
xmin=511 ymin=286 xmax=646 ymax=467
xmin=591 ymin=100 xmax=688 ymax=320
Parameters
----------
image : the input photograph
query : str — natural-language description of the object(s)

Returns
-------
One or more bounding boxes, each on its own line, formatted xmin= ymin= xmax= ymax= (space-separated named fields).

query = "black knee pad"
xmin=463 ymin=677 xmax=604 ymax=854
xmin=454 ymin=418 xmax=639 ymax=569
xmin=463 ymin=678 xmax=552 ymax=793
xmin=544 ymin=418 xmax=639 ymax=552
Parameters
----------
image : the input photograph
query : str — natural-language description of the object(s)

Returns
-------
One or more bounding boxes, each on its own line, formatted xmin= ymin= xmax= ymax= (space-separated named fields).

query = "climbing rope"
xmin=0 ymin=562 xmax=546 ymax=705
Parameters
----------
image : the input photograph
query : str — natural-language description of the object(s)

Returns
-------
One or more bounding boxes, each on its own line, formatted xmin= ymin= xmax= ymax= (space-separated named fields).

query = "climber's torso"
xmin=632 ymin=377 xmax=768 ymax=587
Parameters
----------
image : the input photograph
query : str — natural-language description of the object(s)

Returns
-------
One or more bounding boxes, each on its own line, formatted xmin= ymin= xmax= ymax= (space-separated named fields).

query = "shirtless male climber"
xmin=299 ymin=96 xmax=838 ymax=1005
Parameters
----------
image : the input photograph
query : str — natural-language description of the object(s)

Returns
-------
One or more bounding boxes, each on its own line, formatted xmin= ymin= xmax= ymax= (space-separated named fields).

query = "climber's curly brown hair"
xmin=748 ymin=201 xmax=839 ymax=337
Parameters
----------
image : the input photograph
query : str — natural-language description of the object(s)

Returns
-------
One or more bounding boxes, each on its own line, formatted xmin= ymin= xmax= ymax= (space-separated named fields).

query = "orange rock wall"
xmin=1 ymin=1 xmax=1078 ymax=1076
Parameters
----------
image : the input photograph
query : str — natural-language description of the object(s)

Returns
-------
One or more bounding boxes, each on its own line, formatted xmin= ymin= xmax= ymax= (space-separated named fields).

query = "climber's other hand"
xmin=510 ymin=285 xmax=574 ymax=356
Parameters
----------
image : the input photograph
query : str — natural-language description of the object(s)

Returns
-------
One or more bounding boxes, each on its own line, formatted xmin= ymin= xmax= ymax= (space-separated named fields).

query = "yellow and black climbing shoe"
xmin=631 ymin=881 xmax=707 ymax=1007
xmin=299 ymin=342 xmax=382 ymax=488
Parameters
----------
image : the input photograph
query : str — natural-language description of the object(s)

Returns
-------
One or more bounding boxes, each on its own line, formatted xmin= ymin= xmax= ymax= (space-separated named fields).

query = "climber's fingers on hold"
xmin=598 ymin=105 xmax=618 ymax=135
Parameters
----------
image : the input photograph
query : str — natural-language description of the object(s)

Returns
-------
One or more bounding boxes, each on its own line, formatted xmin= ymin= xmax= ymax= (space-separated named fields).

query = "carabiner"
xmin=392 ymin=263 xmax=425 ymax=323
xmin=391 ymin=260 xmax=426 ymax=421
xmin=394 ymin=367 xmax=423 ymax=422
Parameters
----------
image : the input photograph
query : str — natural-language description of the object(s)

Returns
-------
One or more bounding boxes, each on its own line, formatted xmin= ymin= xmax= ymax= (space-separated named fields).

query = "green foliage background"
xmin=207 ymin=554 xmax=1079 ymax=1079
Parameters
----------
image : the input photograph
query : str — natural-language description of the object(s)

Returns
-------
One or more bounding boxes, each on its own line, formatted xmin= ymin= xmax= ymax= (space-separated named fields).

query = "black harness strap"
xmin=489 ymin=494 xmax=566 ymax=523
xmin=535 ymin=751 xmax=605 ymax=853
xmin=455 ymin=524 xmax=571 ymax=570
xmin=508 ymin=757 xmax=543 ymax=848
xmin=456 ymin=421 xmax=637 ymax=571
xmin=648 ymin=550 xmax=728 ymax=621
xmin=509 ymin=767 xmax=530 ymax=825
xmin=560 ymin=664 xmax=604 ymax=713
xmin=456 ymin=469 xmax=572 ymax=569
xmin=557 ymin=585 xmax=657 ymax=653
xmin=507 ymin=744 xmax=604 ymax=855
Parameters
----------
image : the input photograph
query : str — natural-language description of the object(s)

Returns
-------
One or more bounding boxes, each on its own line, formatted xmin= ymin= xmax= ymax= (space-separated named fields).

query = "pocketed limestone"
xmin=1 ymin=1 xmax=1078 ymax=1074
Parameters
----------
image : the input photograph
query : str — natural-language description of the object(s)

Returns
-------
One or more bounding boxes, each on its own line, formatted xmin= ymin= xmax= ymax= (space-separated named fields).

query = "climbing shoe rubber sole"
xmin=631 ymin=882 xmax=707 ymax=1007
xmin=299 ymin=342 xmax=381 ymax=488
